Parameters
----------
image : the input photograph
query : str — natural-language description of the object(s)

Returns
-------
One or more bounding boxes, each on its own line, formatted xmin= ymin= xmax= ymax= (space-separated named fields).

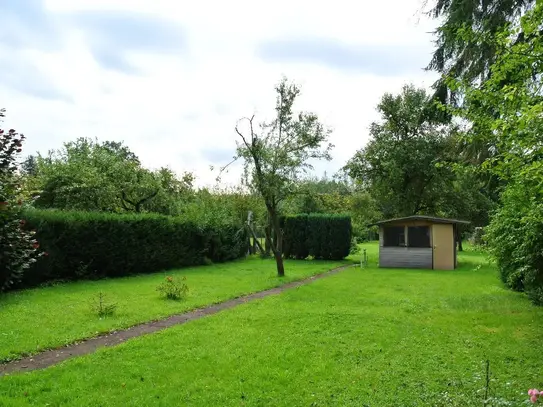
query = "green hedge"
xmin=17 ymin=209 xmax=248 ymax=288
xmin=282 ymin=214 xmax=351 ymax=260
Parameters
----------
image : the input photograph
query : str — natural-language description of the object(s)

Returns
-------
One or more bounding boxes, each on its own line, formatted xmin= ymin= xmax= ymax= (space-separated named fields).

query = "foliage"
xmin=281 ymin=175 xmax=381 ymax=241
xmin=281 ymin=215 xmax=310 ymax=259
xmin=157 ymin=276 xmax=189 ymax=300
xmin=16 ymin=209 xmax=248 ymax=289
xmin=90 ymin=292 xmax=117 ymax=318
xmin=282 ymin=214 xmax=352 ymax=260
xmin=228 ymin=77 xmax=333 ymax=276
xmin=449 ymin=3 xmax=543 ymax=304
xmin=184 ymin=186 xmax=266 ymax=230
xmin=345 ymin=85 xmax=457 ymax=218
xmin=28 ymin=138 xmax=194 ymax=216
xmin=469 ymin=227 xmax=485 ymax=246
xmin=485 ymin=182 xmax=543 ymax=300
xmin=1 ymin=246 xmax=540 ymax=406
xmin=0 ymin=110 xmax=43 ymax=291
xmin=426 ymin=0 xmax=535 ymax=105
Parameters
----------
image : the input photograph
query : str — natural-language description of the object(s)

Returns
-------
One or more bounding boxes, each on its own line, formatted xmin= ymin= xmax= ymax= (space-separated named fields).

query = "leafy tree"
xmin=426 ymin=0 xmax=535 ymax=105
xmin=449 ymin=3 xmax=543 ymax=303
xmin=282 ymin=175 xmax=351 ymax=215
xmin=225 ymin=77 xmax=333 ymax=276
xmin=0 ymin=109 xmax=42 ymax=291
xmin=21 ymin=154 xmax=38 ymax=176
xmin=28 ymin=138 xmax=193 ymax=215
xmin=345 ymin=85 xmax=457 ymax=218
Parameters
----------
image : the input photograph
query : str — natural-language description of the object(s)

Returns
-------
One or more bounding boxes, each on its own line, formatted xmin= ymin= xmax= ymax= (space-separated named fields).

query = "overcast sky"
xmin=0 ymin=0 xmax=439 ymax=187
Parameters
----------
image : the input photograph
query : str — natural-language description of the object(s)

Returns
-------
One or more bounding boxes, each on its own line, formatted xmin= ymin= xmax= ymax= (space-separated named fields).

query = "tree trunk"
xmin=456 ymin=225 xmax=464 ymax=252
xmin=264 ymin=205 xmax=285 ymax=277
xmin=270 ymin=210 xmax=285 ymax=277
xmin=274 ymin=250 xmax=285 ymax=277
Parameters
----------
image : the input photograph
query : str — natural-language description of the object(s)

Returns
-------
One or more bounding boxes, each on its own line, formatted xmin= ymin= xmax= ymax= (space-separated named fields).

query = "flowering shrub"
xmin=156 ymin=276 xmax=189 ymax=300
xmin=529 ymin=389 xmax=541 ymax=404
xmin=0 ymin=111 xmax=43 ymax=291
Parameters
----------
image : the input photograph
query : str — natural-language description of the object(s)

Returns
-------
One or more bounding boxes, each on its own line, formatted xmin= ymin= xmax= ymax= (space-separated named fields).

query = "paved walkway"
xmin=0 ymin=264 xmax=353 ymax=376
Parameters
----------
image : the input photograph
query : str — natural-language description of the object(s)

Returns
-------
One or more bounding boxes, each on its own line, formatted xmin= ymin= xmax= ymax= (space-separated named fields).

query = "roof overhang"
xmin=368 ymin=215 xmax=471 ymax=227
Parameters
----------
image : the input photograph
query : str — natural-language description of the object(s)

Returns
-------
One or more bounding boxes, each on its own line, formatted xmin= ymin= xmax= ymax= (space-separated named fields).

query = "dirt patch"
xmin=0 ymin=264 xmax=352 ymax=376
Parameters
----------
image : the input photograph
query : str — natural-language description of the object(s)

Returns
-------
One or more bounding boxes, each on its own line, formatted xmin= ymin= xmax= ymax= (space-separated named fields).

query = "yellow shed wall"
xmin=432 ymin=223 xmax=455 ymax=270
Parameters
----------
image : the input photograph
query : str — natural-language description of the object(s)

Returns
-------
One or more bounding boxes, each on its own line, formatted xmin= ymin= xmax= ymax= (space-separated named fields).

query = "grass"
xmin=0 ymin=257 xmax=347 ymax=362
xmin=1 ymin=243 xmax=542 ymax=406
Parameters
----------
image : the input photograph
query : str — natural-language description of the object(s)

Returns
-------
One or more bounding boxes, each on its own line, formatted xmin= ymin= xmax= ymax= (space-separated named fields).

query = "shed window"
xmin=408 ymin=226 xmax=431 ymax=248
xmin=383 ymin=226 xmax=405 ymax=247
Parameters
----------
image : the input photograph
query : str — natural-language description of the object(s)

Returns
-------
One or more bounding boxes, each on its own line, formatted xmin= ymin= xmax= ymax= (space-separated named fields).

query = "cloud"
xmin=201 ymin=147 xmax=236 ymax=164
xmin=0 ymin=0 xmax=61 ymax=50
xmin=0 ymin=54 xmax=72 ymax=102
xmin=256 ymin=37 xmax=430 ymax=76
xmin=0 ymin=0 xmax=440 ymax=188
xmin=68 ymin=11 xmax=187 ymax=73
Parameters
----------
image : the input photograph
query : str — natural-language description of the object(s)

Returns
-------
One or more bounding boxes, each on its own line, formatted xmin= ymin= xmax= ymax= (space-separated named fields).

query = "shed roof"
xmin=369 ymin=215 xmax=470 ymax=227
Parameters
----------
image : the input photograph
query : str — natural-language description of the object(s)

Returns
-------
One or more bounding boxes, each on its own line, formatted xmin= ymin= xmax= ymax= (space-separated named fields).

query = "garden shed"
xmin=371 ymin=216 xmax=470 ymax=270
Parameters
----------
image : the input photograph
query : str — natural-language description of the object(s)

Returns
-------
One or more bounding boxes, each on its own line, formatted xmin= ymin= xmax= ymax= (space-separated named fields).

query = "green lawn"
xmin=0 ymin=257 xmax=346 ymax=362
xmin=1 ymin=244 xmax=542 ymax=406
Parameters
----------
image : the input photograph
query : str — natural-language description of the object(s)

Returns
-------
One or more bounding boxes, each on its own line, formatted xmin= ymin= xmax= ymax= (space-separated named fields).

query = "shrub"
xmin=282 ymin=214 xmax=310 ymax=259
xmin=486 ymin=182 xmax=543 ymax=304
xmin=282 ymin=214 xmax=351 ymax=260
xmin=0 ymin=119 xmax=43 ymax=291
xmin=90 ymin=292 xmax=117 ymax=318
xmin=157 ymin=276 xmax=189 ymax=300
xmin=15 ymin=209 xmax=248 ymax=289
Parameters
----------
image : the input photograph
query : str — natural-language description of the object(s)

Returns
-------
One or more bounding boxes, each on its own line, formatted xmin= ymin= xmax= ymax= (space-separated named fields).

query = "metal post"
xmin=361 ymin=249 xmax=367 ymax=268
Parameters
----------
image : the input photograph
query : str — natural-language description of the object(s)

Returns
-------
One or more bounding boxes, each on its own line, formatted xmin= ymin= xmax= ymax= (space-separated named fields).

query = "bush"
xmin=15 ymin=209 xmax=248 ymax=289
xmin=0 ymin=121 xmax=43 ymax=291
xmin=282 ymin=214 xmax=351 ymax=260
xmin=486 ymin=182 xmax=543 ymax=304
xmin=282 ymin=214 xmax=310 ymax=259
xmin=157 ymin=276 xmax=189 ymax=300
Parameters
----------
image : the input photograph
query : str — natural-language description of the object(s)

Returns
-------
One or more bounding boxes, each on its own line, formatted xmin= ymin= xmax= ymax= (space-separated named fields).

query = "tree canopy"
xmin=448 ymin=2 xmax=543 ymax=303
xmin=28 ymin=138 xmax=194 ymax=216
xmin=427 ymin=0 xmax=535 ymax=98
xmin=345 ymin=85 xmax=458 ymax=218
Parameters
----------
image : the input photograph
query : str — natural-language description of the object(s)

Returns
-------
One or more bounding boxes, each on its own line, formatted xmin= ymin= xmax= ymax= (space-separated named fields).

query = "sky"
xmin=0 ymin=0 xmax=440 ymax=187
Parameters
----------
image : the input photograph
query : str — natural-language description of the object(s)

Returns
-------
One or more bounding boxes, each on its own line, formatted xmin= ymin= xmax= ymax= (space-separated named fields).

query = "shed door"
xmin=432 ymin=224 xmax=454 ymax=270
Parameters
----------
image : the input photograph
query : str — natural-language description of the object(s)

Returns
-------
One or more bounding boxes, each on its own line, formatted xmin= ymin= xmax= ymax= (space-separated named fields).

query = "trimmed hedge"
xmin=17 ymin=209 xmax=248 ymax=289
xmin=282 ymin=214 xmax=351 ymax=260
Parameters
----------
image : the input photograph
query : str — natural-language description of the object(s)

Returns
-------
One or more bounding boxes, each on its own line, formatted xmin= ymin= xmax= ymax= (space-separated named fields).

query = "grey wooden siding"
xmin=379 ymin=247 xmax=432 ymax=269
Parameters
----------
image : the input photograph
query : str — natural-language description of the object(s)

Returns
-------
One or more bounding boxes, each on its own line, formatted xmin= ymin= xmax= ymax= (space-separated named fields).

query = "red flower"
xmin=19 ymin=219 xmax=26 ymax=226
xmin=33 ymin=242 xmax=39 ymax=249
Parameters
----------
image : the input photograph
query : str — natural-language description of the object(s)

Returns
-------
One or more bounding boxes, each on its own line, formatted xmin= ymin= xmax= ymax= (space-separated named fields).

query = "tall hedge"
xmin=282 ymin=214 xmax=351 ymax=260
xmin=17 ymin=209 xmax=248 ymax=289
